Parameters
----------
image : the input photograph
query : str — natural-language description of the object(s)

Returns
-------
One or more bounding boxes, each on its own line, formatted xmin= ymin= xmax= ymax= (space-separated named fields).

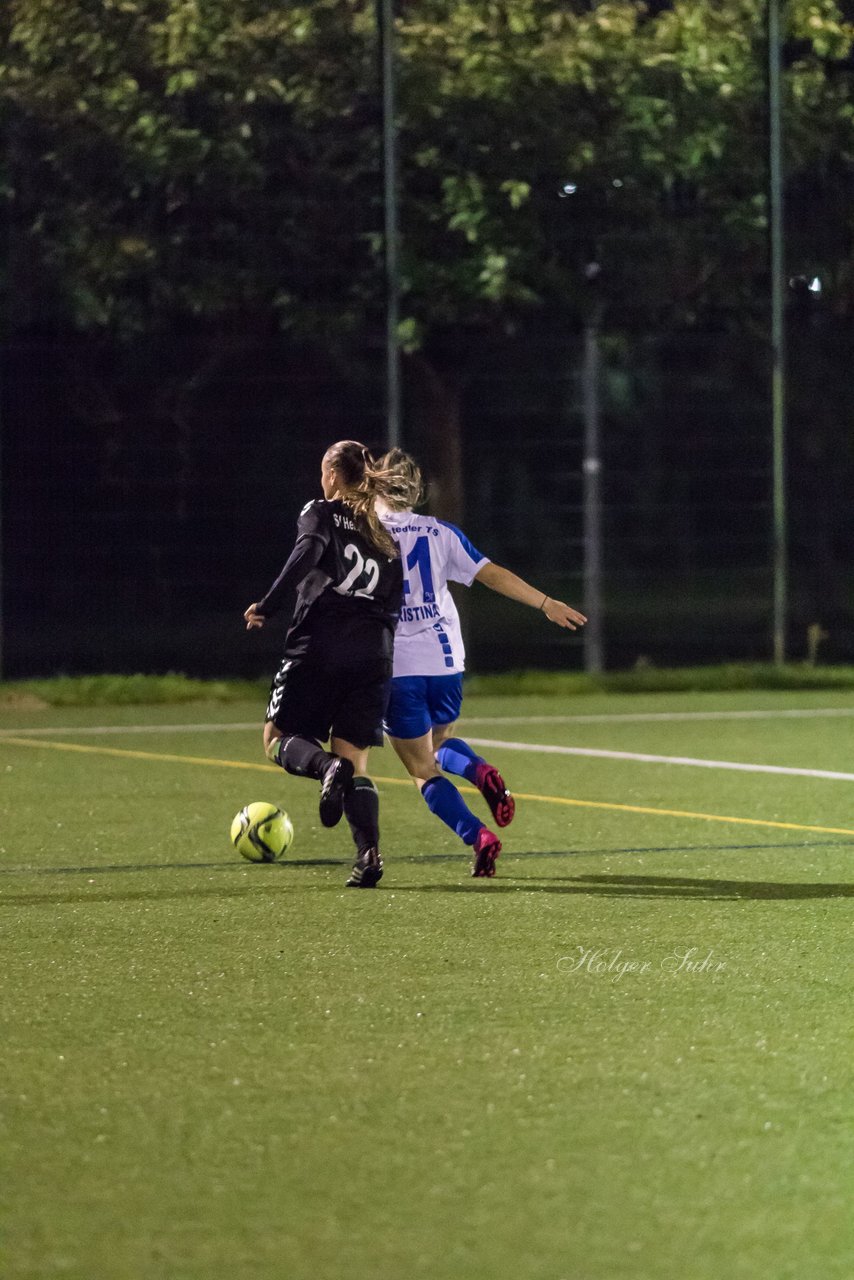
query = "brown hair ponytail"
xmin=323 ymin=440 xmax=399 ymax=559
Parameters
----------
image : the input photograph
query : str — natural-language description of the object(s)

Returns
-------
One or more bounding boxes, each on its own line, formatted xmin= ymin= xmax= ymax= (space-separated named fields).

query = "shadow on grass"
xmin=3 ymin=836 xmax=854 ymax=881
xmin=2 ymin=840 xmax=853 ymax=906
xmin=2 ymin=868 xmax=852 ymax=907
xmin=396 ymin=872 xmax=854 ymax=900
xmin=0 ymin=886 xmax=286 ymax=908
xmin=0 ymin=859 xmax=340 ymax=876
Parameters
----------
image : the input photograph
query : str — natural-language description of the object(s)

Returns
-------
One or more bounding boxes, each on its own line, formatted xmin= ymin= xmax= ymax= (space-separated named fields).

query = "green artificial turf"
xmin=2 ymin=689 xmax=853 ymax=1279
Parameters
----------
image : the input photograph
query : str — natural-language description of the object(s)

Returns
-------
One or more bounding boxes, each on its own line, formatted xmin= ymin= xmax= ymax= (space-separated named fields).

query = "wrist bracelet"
xmin=540 ymin=594 xmax=549 ymax=612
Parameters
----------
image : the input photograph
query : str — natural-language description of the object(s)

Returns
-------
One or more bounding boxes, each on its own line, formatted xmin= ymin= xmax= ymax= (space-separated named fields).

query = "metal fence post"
xmin=582 ymin=311 xmax=604 ymax=672
xmin=768 ymin=0 xmax=787 ymax=663
xmin=377 ymin=0 xmax=401 ymax=450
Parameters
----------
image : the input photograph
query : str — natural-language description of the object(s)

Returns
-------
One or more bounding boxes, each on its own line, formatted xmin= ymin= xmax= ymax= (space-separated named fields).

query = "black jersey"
xmin=257 ymin=499 xmax=403 ymax=661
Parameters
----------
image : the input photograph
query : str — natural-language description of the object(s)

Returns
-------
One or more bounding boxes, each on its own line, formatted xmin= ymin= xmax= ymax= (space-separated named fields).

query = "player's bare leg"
xmin=388 ymin=730 xmax=501 ymax=877
xmin=263 ymin=721 xmax=282 ymax=761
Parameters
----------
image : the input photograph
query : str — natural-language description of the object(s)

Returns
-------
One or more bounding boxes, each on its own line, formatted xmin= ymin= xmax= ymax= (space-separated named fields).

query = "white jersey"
xmin=380 ymin=511 xmax=489 ymax=677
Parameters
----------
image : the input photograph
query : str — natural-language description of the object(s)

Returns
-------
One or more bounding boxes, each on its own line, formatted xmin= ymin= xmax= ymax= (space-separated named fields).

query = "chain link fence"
xmin=3 ymin=320 xmax=853 ymax=680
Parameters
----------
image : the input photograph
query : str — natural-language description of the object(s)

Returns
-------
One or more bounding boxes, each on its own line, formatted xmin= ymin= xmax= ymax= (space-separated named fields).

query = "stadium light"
xmin=377 ymin=0 xmax=401 ymax=449
xmin=768 ymin=0 xmax=787 ymax=663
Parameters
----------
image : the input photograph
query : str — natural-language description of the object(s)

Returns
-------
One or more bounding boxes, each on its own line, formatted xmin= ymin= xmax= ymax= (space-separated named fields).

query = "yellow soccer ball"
xmin=230 ymin=802 xmax=294 ymax=863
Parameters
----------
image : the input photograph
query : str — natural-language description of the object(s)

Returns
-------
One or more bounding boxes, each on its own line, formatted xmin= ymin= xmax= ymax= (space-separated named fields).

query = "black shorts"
xmin=265 ymin=652 xmax=392 ymax=749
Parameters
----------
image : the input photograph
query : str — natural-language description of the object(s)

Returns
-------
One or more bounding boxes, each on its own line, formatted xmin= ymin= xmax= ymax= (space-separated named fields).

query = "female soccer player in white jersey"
xmin=376 ymin=449 xmax=587 ymax=878
xmin=244 ymin=442 xmax=404 ymax=888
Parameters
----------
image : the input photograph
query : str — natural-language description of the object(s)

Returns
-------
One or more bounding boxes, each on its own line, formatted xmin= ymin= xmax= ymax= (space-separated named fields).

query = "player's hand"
xmin=542 ymin=598 xmax=587 ymax=629
xmin=244 ymin=603 xmax=265 ymax=630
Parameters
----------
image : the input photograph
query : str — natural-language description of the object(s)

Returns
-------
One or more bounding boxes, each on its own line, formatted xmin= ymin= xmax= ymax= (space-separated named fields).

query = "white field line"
xmin=3 ymin=706 xmax=854 ymax=738
xmin=465 ymin=737 xmax=854 ymax=783
xmin=0 ymin=718 xmax=852 ymax=782
xmin=461 ymin=707 xmax=854 ymax=725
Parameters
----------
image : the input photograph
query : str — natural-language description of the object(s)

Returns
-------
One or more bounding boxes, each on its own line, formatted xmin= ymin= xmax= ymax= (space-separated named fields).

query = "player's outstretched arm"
xmin=474 ymin=563 xmax=587 ymax=630
xmin=243 ymin=512 xmax=329 ymax=631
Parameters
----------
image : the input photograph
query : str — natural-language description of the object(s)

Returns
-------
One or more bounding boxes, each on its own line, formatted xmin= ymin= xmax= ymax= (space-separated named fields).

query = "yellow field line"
xmin=4 ymin=734 xmax=854 ymax=838
xmin=1 ymin=735 xmax=281 ymax=772
xmin=508 ymin=791 xmax=854 ymax=836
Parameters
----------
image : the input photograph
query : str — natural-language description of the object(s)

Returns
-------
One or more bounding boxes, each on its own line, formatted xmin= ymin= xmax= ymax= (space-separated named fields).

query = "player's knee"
xmin=398 ymin=751 xmax=438 ymax=781
xmin=264 ymin=732 xmax=283 ymax=763
xmin=412 ymin=762 xmax=443 ymax=787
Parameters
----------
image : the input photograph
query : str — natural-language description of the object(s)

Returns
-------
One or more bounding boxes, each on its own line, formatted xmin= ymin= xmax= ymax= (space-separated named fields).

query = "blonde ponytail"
xmin=373 ymin=449 xmax=425 ymax=512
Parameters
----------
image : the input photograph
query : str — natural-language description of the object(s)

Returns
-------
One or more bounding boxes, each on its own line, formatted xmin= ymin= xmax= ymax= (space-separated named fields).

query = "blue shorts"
xmin=384 ymin=674 xmax=464 ymax=740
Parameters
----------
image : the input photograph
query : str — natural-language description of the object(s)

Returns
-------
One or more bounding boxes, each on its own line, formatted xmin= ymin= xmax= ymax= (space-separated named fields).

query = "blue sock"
xmin=421 ymin=776 xmax=483 ymax=846
xmin=435 ymin=737 xmax=485 ymax=784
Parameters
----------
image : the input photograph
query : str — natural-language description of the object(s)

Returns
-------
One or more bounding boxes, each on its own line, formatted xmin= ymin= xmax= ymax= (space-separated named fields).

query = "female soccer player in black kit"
xmin=244 ymin=441 xmax=404 ymax=888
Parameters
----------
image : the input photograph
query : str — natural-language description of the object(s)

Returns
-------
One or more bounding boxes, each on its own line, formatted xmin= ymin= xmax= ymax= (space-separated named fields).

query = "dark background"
xmin=3 ymin=1 xmax=854 ymax=680
xmin=6 ymin=311 xmax=852 ymax=680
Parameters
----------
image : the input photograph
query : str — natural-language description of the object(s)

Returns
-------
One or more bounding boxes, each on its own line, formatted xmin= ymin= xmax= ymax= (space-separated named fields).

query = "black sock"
xmin=344 ymin=777 xmax=380 ymax=853
xmin=277 ymin=735 xmax=333 ymax=780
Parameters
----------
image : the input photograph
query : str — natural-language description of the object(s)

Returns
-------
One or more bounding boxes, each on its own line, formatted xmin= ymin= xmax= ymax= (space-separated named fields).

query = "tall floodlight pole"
xmin=768 ymin=0 xmax=787 ymax=663
xmin=0 ymin=406 xmax=3 ymax=681
xmin=560 ymin=177 xmax=608 ymax=673
xmin=582 ymin=307 xmax=604 ymax=673
xmin=377 ymin=0 xmax=401 ymax=449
